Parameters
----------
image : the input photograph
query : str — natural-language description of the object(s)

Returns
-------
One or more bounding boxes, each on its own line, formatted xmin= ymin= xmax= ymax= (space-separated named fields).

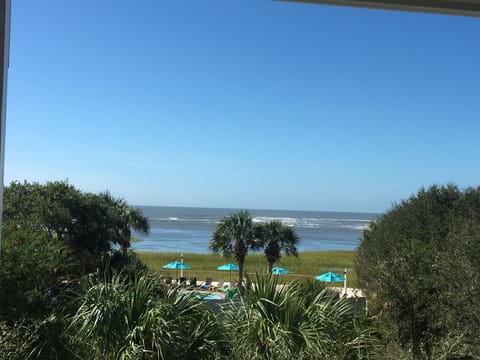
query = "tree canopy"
xmin=3 ymin=181 xmax=149 ymax=273
xmin=356 ymin=184 xmax=480 ymax=359
xmin=0 ymin=180 xmax=150 ymax=323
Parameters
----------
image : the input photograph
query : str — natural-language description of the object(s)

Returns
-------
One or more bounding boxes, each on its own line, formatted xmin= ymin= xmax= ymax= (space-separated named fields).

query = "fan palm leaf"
xmin=67 ymin=272 xmax=225 ymax=359
xmin=222 ymin=273 xmax=381 ymax=360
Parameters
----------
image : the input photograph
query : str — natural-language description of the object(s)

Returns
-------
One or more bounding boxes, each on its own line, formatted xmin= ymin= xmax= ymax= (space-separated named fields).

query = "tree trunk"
xmin=121 ymin=238 xmax=129 ymax=257
xmin=410 ymin=302 xmax=422 ymax=360
xmin=122 ymin=228 xmax=132 ymax=257
xmin=238 ymin=260 xmax=244 ymax=286
xmin=234 ymin=239 xmax=246 ymax=286
xmin=264 ymin=240 xmax=280 ymax=275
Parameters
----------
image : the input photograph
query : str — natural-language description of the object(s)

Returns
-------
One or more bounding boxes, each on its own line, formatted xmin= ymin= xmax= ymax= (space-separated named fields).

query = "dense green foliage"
xmin=356 ymin=184 xmax=480 ymax=359
xmin=0 ymin=231 xmax=71 ymax=322
xmin=0 ymin=181 xmax=152 ymax=358
xmin=3 ymin=180 xmax=149 ymax=273
xmin=2 ymin=180 xmax=430 ymax=359
xmin=1 ymin=269 xmax=381 ymax=359
xmin=66 ymin=273 xmax=225 ymax=359
xmin=0 ymin=315 xmax=71 ymax=360
xmin=223 ymin=274 xmax=380 ymax=359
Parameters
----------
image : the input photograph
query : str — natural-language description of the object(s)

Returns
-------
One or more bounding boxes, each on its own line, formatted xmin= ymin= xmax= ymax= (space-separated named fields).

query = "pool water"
xmin=196 ymin=293 xmax=222 ymax=300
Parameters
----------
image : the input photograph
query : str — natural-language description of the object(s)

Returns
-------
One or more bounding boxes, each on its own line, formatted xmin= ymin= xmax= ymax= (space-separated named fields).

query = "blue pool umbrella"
xmin=315 ymin=271 xmax=345 ymax=282
xmin=217 ymin=263 xmax=239 ymax=271
xmin=272 ymin=267 xmax=293 ymax=275
xmin=163 ymin=260 xmax=191 ymax=269
xmin=163 ymin=260 xmax=192 ymax=278
xmin=217 ymin=263 xmax=239 ymax=282
xmin=163 ymin=260 xmax=192 ymax=274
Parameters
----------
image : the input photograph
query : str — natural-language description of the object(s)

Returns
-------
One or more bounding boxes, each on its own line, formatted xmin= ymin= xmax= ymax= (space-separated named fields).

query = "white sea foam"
xmin=308 ymin=218 xmax=366 ymax=224
xmin=135 ymin=206 xmax=379 ymax=253
xmin=251 ymin=216 xmax=373 ymax=229
xmin=340 ymin=224 xmax=369 ymax=231
xmin=149 ymin=217 xmax=216 ymax=223
xmin=252 ymin=216 xmax=297 ymax=226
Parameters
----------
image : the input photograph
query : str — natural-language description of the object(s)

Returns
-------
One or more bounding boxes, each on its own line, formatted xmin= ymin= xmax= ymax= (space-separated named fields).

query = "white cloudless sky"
xmin=5 ymin=0 xmax=480 ymax=213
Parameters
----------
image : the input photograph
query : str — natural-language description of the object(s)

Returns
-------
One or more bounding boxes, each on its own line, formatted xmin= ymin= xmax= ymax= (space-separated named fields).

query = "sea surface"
xmin=132 ymin=206 xmax=380 ymax=254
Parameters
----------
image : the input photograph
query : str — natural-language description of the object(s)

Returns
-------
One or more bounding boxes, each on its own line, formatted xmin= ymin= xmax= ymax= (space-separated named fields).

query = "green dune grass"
xmin=138 ymin=250 xmax=359 ymax=288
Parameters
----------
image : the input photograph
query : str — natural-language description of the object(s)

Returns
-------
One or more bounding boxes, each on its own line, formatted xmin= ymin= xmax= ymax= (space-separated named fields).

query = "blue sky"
xmin=5 ymin=0 xmax=480 ymax=213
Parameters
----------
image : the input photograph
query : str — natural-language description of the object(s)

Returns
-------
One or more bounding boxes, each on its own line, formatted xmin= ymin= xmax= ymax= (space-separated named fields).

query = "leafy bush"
xmin=0 ymin=231 xmax=72 ymax=322
xmin=100 ymin=250 xmax=148 ymax=279
xmin=356 ymin=184 xmax=480 ymax=359
xmin=0 ymin=315 xmax=71 ymax=360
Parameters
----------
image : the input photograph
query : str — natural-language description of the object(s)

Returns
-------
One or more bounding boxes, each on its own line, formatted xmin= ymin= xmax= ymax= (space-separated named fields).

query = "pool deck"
xmin=179 ymin=281 xmax=365 ymax=301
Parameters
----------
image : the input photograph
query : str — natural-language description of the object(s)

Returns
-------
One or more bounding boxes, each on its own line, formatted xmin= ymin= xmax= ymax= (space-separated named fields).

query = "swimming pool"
xmin=196 ymin=293 xmax=222 ymax=300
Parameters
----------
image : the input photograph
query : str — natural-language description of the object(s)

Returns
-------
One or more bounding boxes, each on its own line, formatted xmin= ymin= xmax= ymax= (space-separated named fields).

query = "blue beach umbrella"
xmin=163 ymin=260 xmax=192 ymax=279
xmin=163 ymin=260 xmax=192 ymax=270
xmin=315 ymin=271 xmax=345 ymax=282
xmin=217 ymin=263 xmax=239 ymax=271
xmin=272 ymin=267 xmax=293 ymax=275
xmin=217 ymin=263 xmax=239 ymax=282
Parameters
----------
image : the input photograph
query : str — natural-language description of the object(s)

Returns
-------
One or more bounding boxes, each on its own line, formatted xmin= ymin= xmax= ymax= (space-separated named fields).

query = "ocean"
xmin=132 ymin=206 xmax=380 ymax=254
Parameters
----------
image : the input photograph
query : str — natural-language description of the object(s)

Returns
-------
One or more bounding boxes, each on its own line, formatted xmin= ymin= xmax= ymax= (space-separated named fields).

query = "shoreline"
xmin=136 ymin=249 xmax=356 ymax=254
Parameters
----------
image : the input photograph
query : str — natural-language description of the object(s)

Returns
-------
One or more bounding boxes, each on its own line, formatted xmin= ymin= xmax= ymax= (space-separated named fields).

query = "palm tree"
xmin=259 ymin=220 xmax=299 ymax=274
xmin=118 ymin=204 xmax=150 ymax=257
xmin=209 ymin=210 xmax=262 ymax=285
xmin=101 ymin=193 xmax=150 ymax=257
